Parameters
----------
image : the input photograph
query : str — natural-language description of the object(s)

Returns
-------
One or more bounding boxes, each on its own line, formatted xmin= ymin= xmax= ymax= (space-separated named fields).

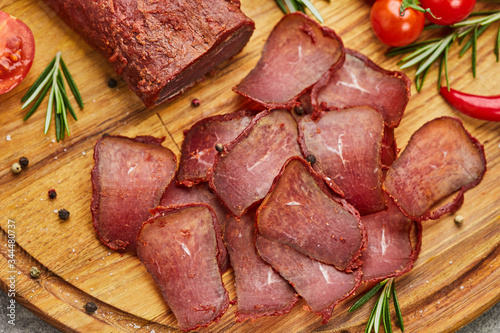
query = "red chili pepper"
xmin=440 ymin=87 xmax=500 ymax=122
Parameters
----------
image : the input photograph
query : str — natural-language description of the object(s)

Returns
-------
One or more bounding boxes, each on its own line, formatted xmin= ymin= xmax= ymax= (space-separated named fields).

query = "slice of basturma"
xmin=225 ymin=211 xmax=299 ymax=322
xmin=298 ymin=107 xmax=386 ymax=215
xmin=256 ymin=157 xmax=366 ymax=271
xmin=208 ymin=109 xmax=302 ymax=217
xmin=233 ymin=12 xmax=345 ymax=109
xmin=384 ymin=117 xmax=486 ymax=221
xmin=160 ymin=182 xmax=230 ymax=272
xmin=177 ymin=110 xmax=256 ymax=187
xmin=256 ymin=236 xmax=361 ymax=324
xmin=91 ymin=135 xmax=176 ymax=252
xmin=314 ymin=49 xmax=411 ymax=128
xmin=360 ymin=195 xmax=422 ymax=282
xmin=137 ymin=204 xmax=229 ymax=332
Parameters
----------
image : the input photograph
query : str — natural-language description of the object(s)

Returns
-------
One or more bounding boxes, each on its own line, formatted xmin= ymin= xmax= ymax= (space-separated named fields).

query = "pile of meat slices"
xmin=90 ymin=13 xmax=486 ymax=332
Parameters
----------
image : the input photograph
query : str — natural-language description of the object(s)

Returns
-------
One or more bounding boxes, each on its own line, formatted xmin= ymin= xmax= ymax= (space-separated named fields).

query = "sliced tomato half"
xmin=0 ymin=11 xmax=35 ymax=94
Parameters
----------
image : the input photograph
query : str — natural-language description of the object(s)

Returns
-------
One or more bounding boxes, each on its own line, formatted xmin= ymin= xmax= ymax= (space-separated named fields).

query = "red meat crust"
xmin=43 ymin=0 xmax=255 ymax=107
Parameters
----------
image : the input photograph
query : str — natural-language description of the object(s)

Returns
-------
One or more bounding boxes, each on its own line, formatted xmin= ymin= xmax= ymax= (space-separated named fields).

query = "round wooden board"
xmin=1 ymin=0 xmax=499 ymax=332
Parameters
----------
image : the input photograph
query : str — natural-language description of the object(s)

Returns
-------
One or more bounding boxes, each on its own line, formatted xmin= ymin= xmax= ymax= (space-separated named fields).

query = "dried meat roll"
xmin=256 ymin=157 xmax=366 ymax=271
xmin=137 ymin=204 xmax=229 ymax=332
xmin=177 ymin=110 xmax=256 ymax=187
xmin=233 ymin=12 xmax=345 ymax=109
xmin=256 ymin=236 xmax=361 ymax=324
xmin=44 ymin=0 xmax=255 ymax=107
xmin=91 ymin=135 xmax=176 ymax=252
xmin=384 ymin=117 xmax=486 ymax=221
xmin=314 ymin=49 xmax=410 ymax=128
xmin=209 ymin=109 xmax=302 ymax=217
xmin=225 ymin=211 xmax=299 ymax=322
xmin=298 ymin=107 xmax=386 ymax=215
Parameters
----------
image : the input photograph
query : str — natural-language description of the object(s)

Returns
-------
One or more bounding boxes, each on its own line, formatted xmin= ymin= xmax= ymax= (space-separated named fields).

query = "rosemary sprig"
xmin=275 ymin=0 xmax=329 ymax=23
xmin=22 ymin=52 xmax=83 ymax=141
xmin=349 ymin=278 xmax=404 ymax=333
xmin=387 ymin=10 xmax=500 ymax=92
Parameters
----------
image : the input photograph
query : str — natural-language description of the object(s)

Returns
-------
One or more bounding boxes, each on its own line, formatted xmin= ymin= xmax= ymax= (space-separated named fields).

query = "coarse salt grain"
xmin=82 ymin=151 xmax=86 ymax=155
xmin=51 ymin=139 xmax=56 ymax=143
xmin=450 ymin=261 xmax=453 ymax=264
xmin=6 ymin=135 xmax=11 ymax=141
xmin=460 ymin=286 xmax=464 ymax=290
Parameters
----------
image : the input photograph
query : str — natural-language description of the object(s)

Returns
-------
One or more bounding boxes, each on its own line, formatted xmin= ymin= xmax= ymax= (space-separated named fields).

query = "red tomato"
xmin=370 ymin=0 xmax=425 ymax=47
xmin=420 ymin=0 xmax=476 ymax=25
xmin=0 ymin=11 xmax=35 ymax=94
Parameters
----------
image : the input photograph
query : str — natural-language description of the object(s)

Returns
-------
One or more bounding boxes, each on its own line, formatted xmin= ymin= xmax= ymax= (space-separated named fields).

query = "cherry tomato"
xmin=0 ymin=11 xmax=35 ymax=94
xmin=420 ymin=0 xmax=476 ymax=25
xmin=370 ymin=0 xmax=425 ymax=47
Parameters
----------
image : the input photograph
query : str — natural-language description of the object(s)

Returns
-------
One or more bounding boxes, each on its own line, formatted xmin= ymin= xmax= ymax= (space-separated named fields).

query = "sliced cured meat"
xmin=361 ymin=195 xmax=422 ymax=282
xmin=256 ymin=157 xmax=366 ymax=271
xmin=233 ymin=12 xmax=345 ymax=109
xmin=160 ymin=182 xmax=230 ymax=272
xmin=256 ymin=236 xmax=361 ymax=323
xmin=137 ymin=204 xmax=229 ymax=332
xmin=208 ymin=109 xmax=302 ymax=217
xmin=384 ymin=117 xmax=486 ymax=221
xmin=381 ymin=126 xmax=398 ymax=168
xmin=298 ymin=107 xmax=386 ymax=215
xmin=91 ymin=135 xmax=176 ymax=252
xmin=314 ymin=49 xmax=411 ymax=128
xmin=225 ymin=211 xmax=299 ymax=322
xmin=44 ymin=0 xmax=255 ymax=107
xmin=177 ymin=110 xmax=256 ymax=187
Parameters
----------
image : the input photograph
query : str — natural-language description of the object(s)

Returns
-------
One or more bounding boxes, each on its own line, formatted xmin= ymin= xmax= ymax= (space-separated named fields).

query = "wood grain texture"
xmin=1 ymin=0 xmax=499 ymax=332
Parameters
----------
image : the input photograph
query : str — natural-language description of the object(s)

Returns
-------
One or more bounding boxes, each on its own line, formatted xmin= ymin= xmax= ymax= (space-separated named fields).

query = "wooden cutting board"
xmin=1 ymin=0 xmax=499 ymax=332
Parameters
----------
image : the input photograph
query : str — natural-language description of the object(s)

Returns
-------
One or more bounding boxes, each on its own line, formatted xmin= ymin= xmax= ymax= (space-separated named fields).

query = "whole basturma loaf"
xmin=43 ymin=0 xmax=255 ymax=107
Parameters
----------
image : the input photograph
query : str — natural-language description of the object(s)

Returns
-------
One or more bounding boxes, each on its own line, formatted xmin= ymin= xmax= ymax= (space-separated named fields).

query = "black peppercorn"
xmin=84 ymin=301 xmax=98 ymax=314
xmin=48 ymin=189 xmax=57 ymax=199
xmin=294 ymin=105 xmax=305 ymax=116
xmin=58 ymin=209 xmax=70 ymax=221
xmin=19 ymin=157 xmax=29 ymax=168
xmin=107 ymin=78 xmax=117 ymax=88
xmin=306 ymin=154 xmax=317 ymax=165
xmin=191 ymin=98 xmax=201 ymax=107
xmin=215 ymin=143 xmax=224 ymax=153
xmin=102 ymin=133 xmax=110 ymax=137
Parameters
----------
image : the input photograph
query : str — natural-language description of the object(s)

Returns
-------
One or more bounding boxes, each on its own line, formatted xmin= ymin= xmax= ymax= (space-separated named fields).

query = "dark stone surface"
xmin=1 ymin=289 xmax=498 ymax=332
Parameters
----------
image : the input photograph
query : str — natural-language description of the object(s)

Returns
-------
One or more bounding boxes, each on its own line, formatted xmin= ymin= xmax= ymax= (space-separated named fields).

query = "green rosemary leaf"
xmin=444 ymin=43 xmax=450 ymax=90
xmin=284 ymin=0 xmax=297 ymax=12
xmin=23 ymin=82 xmax=51 ymax=121
xmin=459 ymin=24 xmax=489 ymax=57
xmin=57 ymin=72 xmax=77 ymax=121
xmin=22 ymin=62 xmax=57 ymax=109
xmin=424 ymin=24 xmax=442 ymax=31
xmin=44 ymin=81 xmax=56 ymax=134
xmin=373 ymin=291 xmax=386 ymax=333
xmin=275 ymin=0 xmax=288 ymax=13
xmin=415 ymin=34 xmax=454 ymax=76
xmin=468 ymin=10 xmax=500 ymax=17
xmin=480 ymin=11 xmax=500 ymax=26
xmin=495 ymin=24 xmax=500 ymax=62
xmin=400 ymin=42 xmax=440 ymax=69
xmin=21 ymin=57 xmax=56 ymax=103
xmin=298 ymin=0 xmax=324 ymax=23
xmin=60 ymin=57 xmax=84 ymax=109
xmin=55 ymin=107 xmax=61 ymax=142
xmin=437 ymin=52 xmax=444 ymax=91
xmin=472 ymin=25 xmax=478 ymax=77
xmin=365 ymin=302 xmax=378 ymax=333
xmin=383 ymin=297 xmax=393 ymax=333
xmin=349 ymin=280 xmax=386 ymax=312
xmin=392 ymin=281 xmax=404 ymax=332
